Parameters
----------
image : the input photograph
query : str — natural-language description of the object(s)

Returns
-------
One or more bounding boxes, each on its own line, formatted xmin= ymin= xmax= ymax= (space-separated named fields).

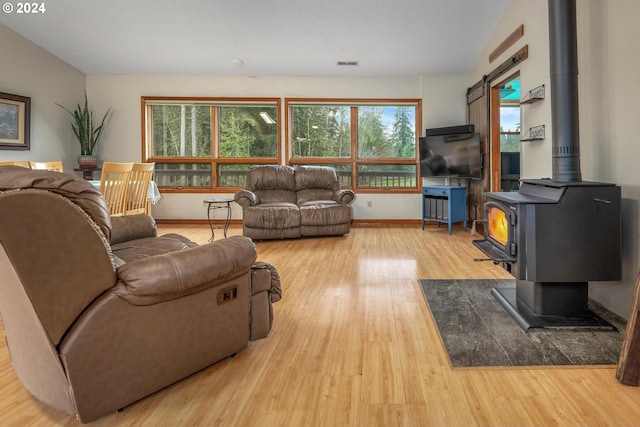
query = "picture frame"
xmin=0 ymin=92 xmax=31 ymax=150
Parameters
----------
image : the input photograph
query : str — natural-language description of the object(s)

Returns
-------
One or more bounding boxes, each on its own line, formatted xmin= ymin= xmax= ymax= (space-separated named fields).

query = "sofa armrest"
xmin=249 ymin=261 xmax=282 ymax=340
xmin=110 ymin=214 xmax=158 ymax=245
xmin=333 ymin=189 xmax=355 ymax=205
xmin=234 ymin=190 xmax=260 ymax=207
xmin=251 ymin=261 xmax=282 ymax=303
xmin=113 ymin=236 xmax=257 ymax=305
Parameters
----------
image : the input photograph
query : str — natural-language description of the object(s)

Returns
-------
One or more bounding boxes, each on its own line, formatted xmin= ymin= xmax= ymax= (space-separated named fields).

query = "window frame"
xmin=285 ymin=98 xmax=422 ymax=194
xmin=499 ymin=100 xmax=521 ymax=152
xmin=142 ymin=96 xmax=282 ymax=193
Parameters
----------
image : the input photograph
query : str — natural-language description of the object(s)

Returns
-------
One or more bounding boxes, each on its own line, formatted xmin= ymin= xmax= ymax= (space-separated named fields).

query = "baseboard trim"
xmin=154 ymin=219 xmax=243 ymax=225
xmin=351 ymin=219 xmax=421 ymax=227
xmin=154 ymin=218 xmax=424 ymax=227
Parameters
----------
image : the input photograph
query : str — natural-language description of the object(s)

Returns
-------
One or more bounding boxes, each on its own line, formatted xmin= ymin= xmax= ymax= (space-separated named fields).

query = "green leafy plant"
xmin=57 ymin=93 xmax=111 ymax=155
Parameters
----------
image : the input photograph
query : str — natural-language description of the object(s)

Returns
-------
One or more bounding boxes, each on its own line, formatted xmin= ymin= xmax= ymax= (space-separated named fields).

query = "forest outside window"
xmin=287 ymin=100 xmax=421 ymax=191
xmin=143 ymin=97 xmax=280 ymax=191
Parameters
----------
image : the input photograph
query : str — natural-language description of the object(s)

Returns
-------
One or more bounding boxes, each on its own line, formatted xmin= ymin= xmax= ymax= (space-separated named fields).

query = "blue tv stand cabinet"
xmin=421 ymin=185 xmax=467 ymax=234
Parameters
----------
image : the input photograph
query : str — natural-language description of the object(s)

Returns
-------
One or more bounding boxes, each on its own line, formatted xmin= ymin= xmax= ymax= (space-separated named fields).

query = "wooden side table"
xmin=204 ymin=198 xmax=233 ymax=241
xmin=73 ymin=167 xmax=101 ymax=180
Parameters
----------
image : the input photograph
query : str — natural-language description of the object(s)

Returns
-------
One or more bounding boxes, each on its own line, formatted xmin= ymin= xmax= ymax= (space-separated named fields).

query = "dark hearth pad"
xmin=419 ymin=279 xmax=626 ymax=367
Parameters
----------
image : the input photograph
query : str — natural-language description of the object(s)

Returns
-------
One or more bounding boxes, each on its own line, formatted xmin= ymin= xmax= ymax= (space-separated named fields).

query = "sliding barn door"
xmin=466 ymin=81 xmax=491 ymax=227
xmin=465 ymin=46 xmax=528 ymax=231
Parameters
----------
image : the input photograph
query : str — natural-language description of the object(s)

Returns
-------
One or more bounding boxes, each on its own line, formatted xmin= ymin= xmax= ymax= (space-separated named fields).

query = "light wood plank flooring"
xmin=1 ymin=224 xmax=639 ymax=426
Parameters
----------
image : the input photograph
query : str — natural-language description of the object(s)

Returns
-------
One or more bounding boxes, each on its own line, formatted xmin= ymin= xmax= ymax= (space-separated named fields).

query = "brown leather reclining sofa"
xmin=234 ymin=165 xmax=355 ymax=240
xmin=0 ymin=166 xmax=281 ymax=423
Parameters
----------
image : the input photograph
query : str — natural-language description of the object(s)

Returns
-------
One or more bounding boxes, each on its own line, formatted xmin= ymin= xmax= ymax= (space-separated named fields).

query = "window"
xmin=499 ymin=103 xmax=521 ymax=152
xmin=287 ymin=99 xmax=421 ymax=192
xmin=143 ymin=97 xmax=280 ymax=191
xmin=498 ymin=76 xmax=521 ymax=153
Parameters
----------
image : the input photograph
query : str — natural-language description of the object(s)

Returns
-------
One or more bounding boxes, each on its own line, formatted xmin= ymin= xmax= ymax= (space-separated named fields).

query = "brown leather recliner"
xmin=234 ymin=165 xmax=355 ymax=240
xmin=0 ymin=166 xmax=282 ymax=423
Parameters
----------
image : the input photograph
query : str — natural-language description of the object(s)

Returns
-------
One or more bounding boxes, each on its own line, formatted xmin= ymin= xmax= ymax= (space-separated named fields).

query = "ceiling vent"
xmin=337 ymin=60 xmax=359 ymax=66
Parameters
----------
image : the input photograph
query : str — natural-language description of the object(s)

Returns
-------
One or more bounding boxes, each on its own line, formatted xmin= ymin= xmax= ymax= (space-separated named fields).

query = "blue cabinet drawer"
xmin=423 ymin=187 xmax=450 ymax=197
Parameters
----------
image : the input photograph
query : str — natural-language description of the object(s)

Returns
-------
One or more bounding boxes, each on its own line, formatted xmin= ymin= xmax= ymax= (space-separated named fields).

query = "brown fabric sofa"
xmin=0 ymin=166 xmax=281 ymax=423
xmin=234 ymin=165 xmax=355 ymax=240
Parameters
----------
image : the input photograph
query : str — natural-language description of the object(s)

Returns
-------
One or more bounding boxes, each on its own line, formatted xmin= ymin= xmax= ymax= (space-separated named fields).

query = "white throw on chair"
xmin=29 ymin=161 xmax=64 ymax=172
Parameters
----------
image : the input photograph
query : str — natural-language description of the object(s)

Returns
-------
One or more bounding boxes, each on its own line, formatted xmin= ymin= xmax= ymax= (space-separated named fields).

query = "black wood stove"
xmin=474 ymin=179 xmax=621 ymax=330
xmin=472 ymin=0 xmax=622 ymax=330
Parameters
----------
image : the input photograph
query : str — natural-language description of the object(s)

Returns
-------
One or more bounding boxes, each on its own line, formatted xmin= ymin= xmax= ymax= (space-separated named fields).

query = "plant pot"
xmin=77 ymin=155 xmax=98 ymax=169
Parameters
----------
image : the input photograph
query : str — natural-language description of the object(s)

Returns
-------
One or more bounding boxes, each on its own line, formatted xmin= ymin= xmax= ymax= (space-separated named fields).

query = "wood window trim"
xmin=284 ymin=98 xmax=422 ymax=193
xmin=490 ymin=72 xmax=520 ymax=192
xmin=141 ymin=96 xmax=282 ymax=192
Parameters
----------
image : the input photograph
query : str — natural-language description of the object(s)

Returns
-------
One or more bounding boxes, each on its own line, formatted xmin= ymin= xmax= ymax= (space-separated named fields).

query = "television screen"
xmin=419 ymin=132 xmax=482 ymax=179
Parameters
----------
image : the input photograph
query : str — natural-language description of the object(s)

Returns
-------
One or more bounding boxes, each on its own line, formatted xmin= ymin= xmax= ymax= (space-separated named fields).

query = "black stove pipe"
xmin=548 ymin=0 xmax=582 ymax=182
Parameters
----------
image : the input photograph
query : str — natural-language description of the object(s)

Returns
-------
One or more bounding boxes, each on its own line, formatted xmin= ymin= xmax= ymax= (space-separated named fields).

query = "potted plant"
xmin=57 ymin=93 xmax=111 ymax=168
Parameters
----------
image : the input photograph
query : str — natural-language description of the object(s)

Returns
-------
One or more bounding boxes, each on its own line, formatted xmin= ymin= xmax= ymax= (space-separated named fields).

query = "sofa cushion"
xmin=247 ymin=165 xmax=297 ymax=204
xmin=295 ymin=165 xmax=339 ymax=191
xmin=299 ymin=201 xmax=351 ymax=226
xmin=297 ymin=188 xmax=335 ymax=205
xmin=295 ymin=166 xmax=340 ymax=205
xmin=111 ymin=233 xmax=198 ymax=263
xmin=255 ymin=188 xmax=297 ymax=204
xmin=243 ymin=202 xmax=301 ymax=230
xmin=110 ymin=214 xmax=158 ymax=245
xmin=248 ymin=165 xmax=296 ymax=192
xmin=243 ymin=225 xmax=301 ymax=240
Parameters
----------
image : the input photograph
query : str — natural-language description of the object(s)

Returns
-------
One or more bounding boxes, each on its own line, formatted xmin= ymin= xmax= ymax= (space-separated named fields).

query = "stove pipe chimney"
xmin=548 ymin=0 xmax=582 ymax=182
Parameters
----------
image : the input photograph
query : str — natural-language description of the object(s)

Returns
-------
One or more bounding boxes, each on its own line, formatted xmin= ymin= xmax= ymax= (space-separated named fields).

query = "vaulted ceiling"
xmin=0 ymin=0 xmax=510 ymax=77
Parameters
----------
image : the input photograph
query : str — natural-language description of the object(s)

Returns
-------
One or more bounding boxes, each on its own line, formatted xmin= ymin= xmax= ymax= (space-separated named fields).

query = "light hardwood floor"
xmin=1 ymin=224 xmax=639 ymax=426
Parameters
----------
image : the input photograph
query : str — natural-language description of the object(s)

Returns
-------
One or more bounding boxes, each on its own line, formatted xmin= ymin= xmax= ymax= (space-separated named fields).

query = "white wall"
xmin=468 ymin=0 xmax=640 ymax=318
xmin=0 ymin=22 xmax=469 ymax=223
xmin=468 ymin=0 xmax=552 ymax=181
xmin=579 ymin=0 xmax=640 ymax=318
xmin=0 ymin=24 xmax=86 ymax=170
xmin=87 ymin=73 xmax=468 ymax=221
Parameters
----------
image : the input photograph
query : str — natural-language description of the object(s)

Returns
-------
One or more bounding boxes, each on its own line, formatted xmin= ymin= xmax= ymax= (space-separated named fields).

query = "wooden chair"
xmin=0 ymin=161 xmax=30 ymax=168
xmin=99 ymin=162 xmax=133 ymax=216
xmin=29 ymin=161 xmax=64 ymax=172
xmin=125 ymin=162 xmax=155 ymax=215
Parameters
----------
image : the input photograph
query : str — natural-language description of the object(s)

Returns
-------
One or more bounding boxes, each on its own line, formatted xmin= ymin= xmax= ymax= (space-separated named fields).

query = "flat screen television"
xmin=419 ymin=131 xmax=482 ymax=179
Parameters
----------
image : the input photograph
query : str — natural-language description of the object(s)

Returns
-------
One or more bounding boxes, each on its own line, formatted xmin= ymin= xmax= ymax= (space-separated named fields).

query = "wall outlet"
xmin=367 ymin=200 xmax=372 ymax=208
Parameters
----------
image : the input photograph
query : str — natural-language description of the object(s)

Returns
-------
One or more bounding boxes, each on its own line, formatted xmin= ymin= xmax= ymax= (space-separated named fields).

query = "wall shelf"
xmin=520 ymin=84 xmax=545 ymax=105
xmin=520 ymin=125 xmax=545 ymax=142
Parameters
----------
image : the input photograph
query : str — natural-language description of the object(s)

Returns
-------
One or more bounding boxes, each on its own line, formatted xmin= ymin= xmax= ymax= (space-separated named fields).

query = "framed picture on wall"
xmin=0 ymin=92 xmax=31 ymax=150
